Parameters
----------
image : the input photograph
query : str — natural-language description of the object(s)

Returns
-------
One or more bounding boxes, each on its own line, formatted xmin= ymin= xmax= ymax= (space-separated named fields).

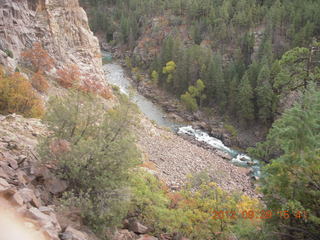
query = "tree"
xmin=256 ymin=64 xmax=275 ymax=123
xmin=181 ymin=79 xmax=206 ymax=111
xmin=151 ymin=70 xmax=159 ymax=84
xmin=238 ymin=73 xmax=255 ymax=123
xmin=162 ymin=60 xmax=176 ymax=84
xmin=39 ymin=90 xmax=140 ymax=236
xmin=259 ymin=88 xmax=320 ymax=239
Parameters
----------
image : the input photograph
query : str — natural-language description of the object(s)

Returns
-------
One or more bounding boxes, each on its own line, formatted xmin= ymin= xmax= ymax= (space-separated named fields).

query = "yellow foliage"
xmin=0 ymin=67 xmax=44 ymax=118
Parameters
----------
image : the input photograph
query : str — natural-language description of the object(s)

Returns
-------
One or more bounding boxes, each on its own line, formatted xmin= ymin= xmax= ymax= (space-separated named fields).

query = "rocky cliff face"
xmin=0 ymin=0 xmax=104 ymax=82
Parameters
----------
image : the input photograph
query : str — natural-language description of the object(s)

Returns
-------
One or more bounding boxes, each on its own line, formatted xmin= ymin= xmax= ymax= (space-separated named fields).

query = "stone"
xmin=8 ymin=158 xmax=18 ymax=170
xmin=0 ymin=167 xmax=8 ymax=179
xmin=26 ymin=207 xmax=61 ymax=240
xmin=137 ymin=235 xmax=158 ymax=240
xmin=112 ymin=229 xmax=138 ymax=240
xmin=18 ymin=188 xmax=41 ymax=207
xmin=61 ymin=226 xmax=89 ymax=240
xmin=11 ymin=191 xmax=24 ymax=206
xmin=0 ymin=177 xmax=10 ymax=192
xmin=0 ymin=0 xmax=106 ymax=83
xmin=127 ymin=219 xmax=149 ymax=234
xmin=44 ymin=176 xmax=68 ymax=194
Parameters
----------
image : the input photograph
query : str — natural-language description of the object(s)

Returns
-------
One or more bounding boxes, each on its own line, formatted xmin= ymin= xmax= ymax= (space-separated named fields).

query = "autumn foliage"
xmin=80 ymin=78 xmax=113 ymax=99
xmin=21 ymin=42 xmax=54 ymax=72
xmin=57 ymin=64 xmax=80 ymax=88
xmin=0 ymin=66 xmax=44 ymax=118
xmin=21 ymin=42 xmax=54 ymax=94
xmin=31 ymin=70 xmax=49 ymax=93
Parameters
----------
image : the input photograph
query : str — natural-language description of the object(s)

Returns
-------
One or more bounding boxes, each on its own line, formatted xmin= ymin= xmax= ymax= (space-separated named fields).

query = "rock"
xmin=8 ymin=158 xmax=18 ymax=170
xmin=44 ymin=176 xmax=68 ymax=194
xmin=18 ymin=188 xmax=41 ymax=207
xmin=0 ymin=0 xmax=105 ymax=83
xmin=137 ymin=235 xmax=158 ymax=240
xmin=61 ymin=226 xmax=89 ymax=240
xmin=128 ymin=219 xmax=149 ymax=234
xmin=26 ymin=207 xmax=61 ymax=240
xmin=112 ymin=229 xmax=138 ymax=240
xmin=0 ymin=167 xmax=8 ymax=179
xmin=11 ymin=191 xmax=24 ymax=206
xmin=0 ymin=177 xmax=10 ymax=192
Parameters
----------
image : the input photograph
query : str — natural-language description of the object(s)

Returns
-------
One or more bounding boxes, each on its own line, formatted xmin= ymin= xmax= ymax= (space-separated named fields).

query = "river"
xmin=102 ymin=52 xmax=261 ymax=177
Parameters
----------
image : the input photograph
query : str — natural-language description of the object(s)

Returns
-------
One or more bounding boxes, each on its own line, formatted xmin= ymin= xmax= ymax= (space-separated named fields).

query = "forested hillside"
xmin=82 ymin=0 xmax=320 ymax=125
xmin=81 ymin=0 xmax=320 ymax=239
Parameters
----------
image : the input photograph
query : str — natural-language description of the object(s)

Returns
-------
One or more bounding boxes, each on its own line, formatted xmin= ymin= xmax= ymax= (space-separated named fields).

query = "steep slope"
xmin=0 ymin=0 xmax=104 ymax=83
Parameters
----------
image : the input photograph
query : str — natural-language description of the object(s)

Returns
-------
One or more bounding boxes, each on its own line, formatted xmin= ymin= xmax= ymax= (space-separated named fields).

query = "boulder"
xmin=127 ymin=219 xmax=149 ymax=234
xmin=44 ymin=176 xmax=68 ymax=194
xmin=11 ymin=191 xmax=24 ymax=206
xmin=60 ymin=226 xmax=89 ymax=240
xmin=18 ymin=188 xmax=41 ymax=208
xmin=112 ymin=229 xmax=138 ymax=240
xmin=26 ymin=207 xmax=61 ymax=240
xmin=0 ymin=177 xmax=10 ymax=192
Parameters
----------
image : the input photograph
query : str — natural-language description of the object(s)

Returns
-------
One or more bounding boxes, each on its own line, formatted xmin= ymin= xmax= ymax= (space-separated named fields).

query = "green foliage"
xmin=39 ymin=90 xmax=140 ymax=237
xmin=224 ymin=123 xmax=238 ymax=138
xmin=181 ymin=79 xmax=206 ymax=111
xmin=130 ymin=170 xmax=264 ymax=240
xmin=151 ymin=70 xmax=159 ymax=84
xmin=238 ymin=73 xmax=254 ymax=124
xmin=253 ymin=88 xmax=320 ymax=239
xmin=180 ymin=92 xmax=198 ymax=112
xmin=4 ymin=49 xmax=13 ymax=58
xmin=162 ymin=61 xmax=176 ymax=84
xmin=256 ymin=64 xmax=275 ymax=123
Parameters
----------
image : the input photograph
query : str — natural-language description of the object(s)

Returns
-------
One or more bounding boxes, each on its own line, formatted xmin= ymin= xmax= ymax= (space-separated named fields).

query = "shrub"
xmin=224 ymin=123 xmax=238 ymax=138
xmin=31 ymin=70 xmax=49 ymax=93
xmin=4 ymin=49 xmax=13 ymax=58
xmin=0 ymin=66 xmax=44 ymax=118
xmin=130 ymin=170 xmax=264 ymax=240
xmin=38 ymin=90 xmax=139 ymax=237
xmin=21 ymin=42 xmax=54 ymax=72
xmin=56 ymin=64 xmax=81 ymax=88
xmin=80 ymin=78 xmax=113 ymax=99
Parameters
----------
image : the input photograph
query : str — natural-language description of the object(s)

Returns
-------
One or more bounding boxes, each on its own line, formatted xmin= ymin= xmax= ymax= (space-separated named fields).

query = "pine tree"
xmin=238 ymin=72 xmax=255 ymax=123
xmin=256 ymin=64 xmax=275 ymax=123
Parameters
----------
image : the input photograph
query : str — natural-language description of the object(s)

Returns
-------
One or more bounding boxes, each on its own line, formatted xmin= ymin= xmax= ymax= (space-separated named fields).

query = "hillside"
xmin=0 ymin=0 xmax=319 ymax=240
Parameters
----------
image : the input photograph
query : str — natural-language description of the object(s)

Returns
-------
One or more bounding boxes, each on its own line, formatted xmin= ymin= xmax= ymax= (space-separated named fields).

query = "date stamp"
xmin=211 ymin=210 xmax=308 ymax=220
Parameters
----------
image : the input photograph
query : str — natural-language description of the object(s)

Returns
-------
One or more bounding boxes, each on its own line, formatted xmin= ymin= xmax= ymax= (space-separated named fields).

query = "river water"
xmin=102 ymin=52 xmax=261 ymax=177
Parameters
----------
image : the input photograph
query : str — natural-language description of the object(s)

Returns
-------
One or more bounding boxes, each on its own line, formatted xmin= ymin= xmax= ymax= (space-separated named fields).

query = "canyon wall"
xmin=0 ymin=0 xmax=104 ymax=82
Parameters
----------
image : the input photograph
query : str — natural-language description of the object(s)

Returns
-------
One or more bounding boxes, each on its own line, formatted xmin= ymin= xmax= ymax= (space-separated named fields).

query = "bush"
xmin=130 ymin=170 xmax=264 ymax=240
xmin=31 ymin=71 xmax=49 ymax=93
xmin=21 ymin=42 xmax=54 ymax=72
xmin=56 ymin=64 xmax=80 ymax=88
xmin=39 ymin=90 xmax=140 ymax=237
xmin=0 ymin=66 xmax=44 ymax=118
xmin=4 ymin=49 xmax=13 ymax=58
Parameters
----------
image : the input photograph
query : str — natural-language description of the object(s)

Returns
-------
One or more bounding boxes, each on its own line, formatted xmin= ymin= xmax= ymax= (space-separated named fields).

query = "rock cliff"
xmin=0 ymin=0 xmax=104 ymax=83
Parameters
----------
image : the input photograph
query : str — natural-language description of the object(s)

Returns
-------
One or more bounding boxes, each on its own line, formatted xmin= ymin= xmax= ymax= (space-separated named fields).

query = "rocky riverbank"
xmin=135 ymin=117 xmax=259 ymax=198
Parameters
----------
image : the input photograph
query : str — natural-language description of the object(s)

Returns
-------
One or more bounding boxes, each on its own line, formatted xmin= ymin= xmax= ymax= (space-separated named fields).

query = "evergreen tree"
xmin=238 ymin=73 xmax=255 ymax=123
xmin=260 ymin=88 xmax=320 ymax=239
xmin=256 ymin=64 xmax=275 ymax=123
